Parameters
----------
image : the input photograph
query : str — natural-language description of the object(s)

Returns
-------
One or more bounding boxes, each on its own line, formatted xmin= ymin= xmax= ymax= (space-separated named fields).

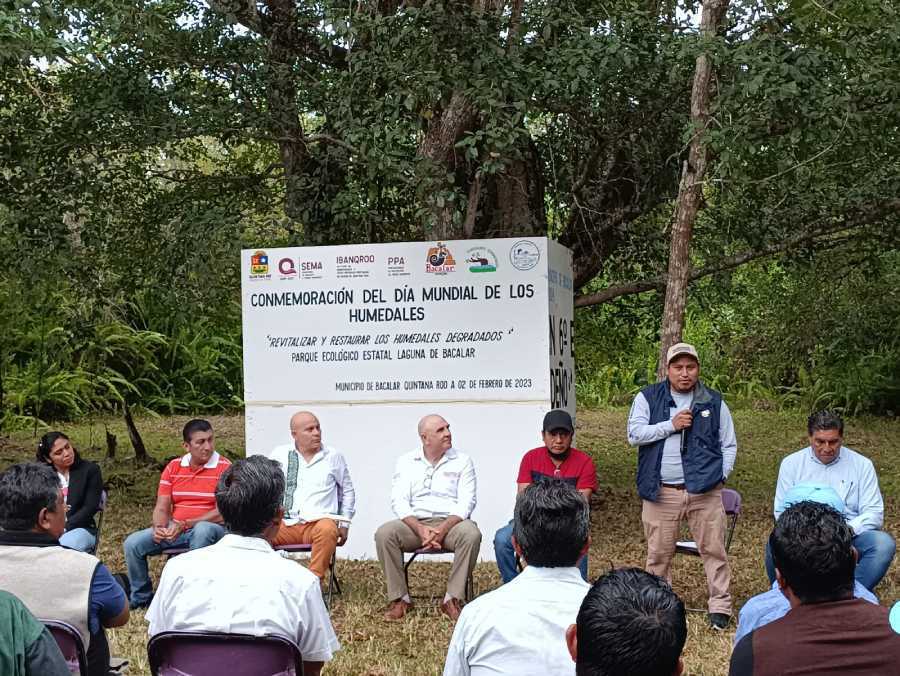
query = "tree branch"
xmin=574 ymin=199 xmax=900 ymax=308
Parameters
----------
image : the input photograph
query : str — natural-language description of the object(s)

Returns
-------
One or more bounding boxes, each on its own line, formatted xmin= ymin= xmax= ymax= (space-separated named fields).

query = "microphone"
xmin=680 ymin=428 xmax=687 ymax=455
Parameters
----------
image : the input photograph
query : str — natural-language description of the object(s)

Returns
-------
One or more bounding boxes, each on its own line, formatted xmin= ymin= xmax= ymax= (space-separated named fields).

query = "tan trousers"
xmin=374 ymin=517 xmax=481 ymax=602
xmin=272 ymin=518 xmax=338 ymax=580
xmin=642 ymin=485 xmax=732 ymax=615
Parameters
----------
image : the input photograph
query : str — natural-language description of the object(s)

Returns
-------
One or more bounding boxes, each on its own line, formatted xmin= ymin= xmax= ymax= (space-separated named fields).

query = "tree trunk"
xmin=123 ymin=402 xmax=151 ymax=465
xmin=105 ymin=426 xmax=117 ymax=460
xmin=657 ymin=0 xmax=729 ymax=379
xmin=418 ymin=92 xmax=479 ymax=240
xmin=265 ymin=0 xmax=307 ymax=229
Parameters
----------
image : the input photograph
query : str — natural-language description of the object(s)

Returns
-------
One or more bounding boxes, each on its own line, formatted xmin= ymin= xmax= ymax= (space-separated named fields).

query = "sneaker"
xmin=709 ymin=612 xmax=730 ymax=630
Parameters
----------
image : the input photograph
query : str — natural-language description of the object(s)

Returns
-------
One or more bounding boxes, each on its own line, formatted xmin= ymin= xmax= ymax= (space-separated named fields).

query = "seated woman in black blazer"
xmin=36 ymin=432 xmax=104 ymax=552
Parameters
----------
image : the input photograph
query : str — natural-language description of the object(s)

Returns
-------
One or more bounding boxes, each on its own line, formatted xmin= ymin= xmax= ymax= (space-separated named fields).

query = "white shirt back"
xmin=146 ymin=534 xmax=340 ymax=663
xmin=443 ymin=565 xmax=589 ymax=675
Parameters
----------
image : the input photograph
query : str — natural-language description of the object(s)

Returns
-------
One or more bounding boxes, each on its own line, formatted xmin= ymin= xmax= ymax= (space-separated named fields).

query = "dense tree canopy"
xmin=1 ymin=0 xmax=898 ymax=421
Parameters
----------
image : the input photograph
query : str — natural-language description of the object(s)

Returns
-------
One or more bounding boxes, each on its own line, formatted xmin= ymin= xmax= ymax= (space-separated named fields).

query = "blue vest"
xmin=636 ymin=380 xmax=724 ymax=501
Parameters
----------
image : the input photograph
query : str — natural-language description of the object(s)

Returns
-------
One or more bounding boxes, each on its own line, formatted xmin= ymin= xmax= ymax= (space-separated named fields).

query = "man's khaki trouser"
xmin=642 ymin=484 xmax=732 ymax=615
xmin=374 ymin=517 xmax=482 ymax=602
xmin=272 ymin=518 xmax=338 ymax=580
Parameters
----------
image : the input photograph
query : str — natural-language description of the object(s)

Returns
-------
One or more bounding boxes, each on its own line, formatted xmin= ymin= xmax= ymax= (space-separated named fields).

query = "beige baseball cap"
xmin=666 ymin=342 xmax=699 ymax=364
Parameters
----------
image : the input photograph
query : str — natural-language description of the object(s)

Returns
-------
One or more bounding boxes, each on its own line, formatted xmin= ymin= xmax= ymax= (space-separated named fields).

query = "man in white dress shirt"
xmin=443 ymin=478 xmax=590 ymax=676
xmin=268 ymin=411 xmax=355 ymax=581
xmin=375 ymin=414 xmax=480 ymax=621
xmin=147 ymin=455 xmax=339 ymax=676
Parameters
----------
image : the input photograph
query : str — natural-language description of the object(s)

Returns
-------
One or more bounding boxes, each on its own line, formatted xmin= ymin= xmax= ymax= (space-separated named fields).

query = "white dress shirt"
xmin=627 ymin=388 xmax=737 ymax=482
xmin=774 ymin=446 xmax=884 ymax=534
xmin=269 ymin=444 xmax=356 ymax=526
xmin=146 ymin=534 xmax=340 ymax=662
xmin=443 ymin=565 xmax=589 ymax=675
xmin=391 ymin=447 xmax=477 ymax=520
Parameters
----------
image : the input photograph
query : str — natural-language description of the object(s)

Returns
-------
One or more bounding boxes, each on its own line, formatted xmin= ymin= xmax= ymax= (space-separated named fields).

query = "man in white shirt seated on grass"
xmin=269 ymin=410 xmax=356 ymax=581
xmin=375 ymin=414 xmax=480 ymax=622
xmin=443 ymin=478 xmax=591 ymax=675
xmin=147 ymin=455 xmax=339 ymax=676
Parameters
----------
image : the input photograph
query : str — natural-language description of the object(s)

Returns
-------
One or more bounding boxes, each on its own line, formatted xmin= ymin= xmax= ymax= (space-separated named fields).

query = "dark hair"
xmin=807 ymin=410 xmax=843 ymax=436
xmin=575 ymin=568 xmax=686 ymax=676
xmin=215 ymin=455 xmax=285 ymax=536
xmin=512 ymin=477 xmax=589 ymax=568
xmin=769 ymin=500 xmax=854 ymax=604
xmin=182 ymin=419 xmax=213 ymax=443
xmin=36 ymin=431 xmax=81 ymax=466
xmin=0 ymin=462 xmax=62 ymax=530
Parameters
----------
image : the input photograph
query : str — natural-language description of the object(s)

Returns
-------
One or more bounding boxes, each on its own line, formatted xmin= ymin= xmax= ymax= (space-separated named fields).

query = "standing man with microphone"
xmin=626 ymin=343 xmax=738 ymax=631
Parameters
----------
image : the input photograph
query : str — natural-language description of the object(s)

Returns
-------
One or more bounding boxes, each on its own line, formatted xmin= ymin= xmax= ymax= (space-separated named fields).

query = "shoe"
xmin=130 ymin=595 xmax=154 ymax=611
xmin=709 ymin=612 xmax=730 ymax=630
xmin=383 ymin=599 xmax=412 ymax=621
xmin=441 ymin=597 xmax=463 ymax=621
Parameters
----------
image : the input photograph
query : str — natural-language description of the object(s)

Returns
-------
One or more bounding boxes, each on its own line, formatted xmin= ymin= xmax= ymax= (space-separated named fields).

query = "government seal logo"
xmin=509 ymin=240 xmax=540 ymax=271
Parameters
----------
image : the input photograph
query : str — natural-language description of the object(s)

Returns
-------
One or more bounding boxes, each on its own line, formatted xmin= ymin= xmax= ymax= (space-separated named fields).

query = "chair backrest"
xmin=89 ymin=489 xmax=109 ymax=555
xmin=721 ymin=488 xmax=742 ymax=515
xmin=147 ymin=630 xmax=303 ymax=676
xmin=273 ymin=543 xmax=313 ymax=553
xmin=43 ymin=619 xmax=87 ymax=675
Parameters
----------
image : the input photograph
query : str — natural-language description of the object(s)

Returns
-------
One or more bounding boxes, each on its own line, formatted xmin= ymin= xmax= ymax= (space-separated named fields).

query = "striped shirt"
xmin=158 ymin=452 xmax=231 ymax=523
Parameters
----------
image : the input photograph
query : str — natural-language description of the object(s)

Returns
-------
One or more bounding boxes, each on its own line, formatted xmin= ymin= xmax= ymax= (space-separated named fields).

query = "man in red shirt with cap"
xmin=493 ymin=409 xmax=598 ymax=583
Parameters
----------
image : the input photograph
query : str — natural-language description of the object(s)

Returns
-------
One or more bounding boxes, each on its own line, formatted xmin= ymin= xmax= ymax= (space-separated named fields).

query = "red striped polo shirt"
xmin=158 ymin=451 xmax=231 ymax=523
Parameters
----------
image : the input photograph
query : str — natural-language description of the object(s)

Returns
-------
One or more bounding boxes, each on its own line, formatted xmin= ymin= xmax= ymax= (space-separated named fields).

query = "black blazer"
xmin=65 ymin=459 xmax=103 ymax=533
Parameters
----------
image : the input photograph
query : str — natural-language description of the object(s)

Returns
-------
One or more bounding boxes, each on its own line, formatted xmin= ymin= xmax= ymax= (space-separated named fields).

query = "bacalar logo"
xmin=425 ymin=242 xmax=456 ymax=273
xmin=465 ymin=247 xmax=498 ymax=273
xmin=250 ymin=250 xmax=269 ymax=276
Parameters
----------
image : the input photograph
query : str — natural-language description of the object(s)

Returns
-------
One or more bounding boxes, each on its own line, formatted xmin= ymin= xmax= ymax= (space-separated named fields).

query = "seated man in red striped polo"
xmin=123 ymin=419 xmax=231 ymax=609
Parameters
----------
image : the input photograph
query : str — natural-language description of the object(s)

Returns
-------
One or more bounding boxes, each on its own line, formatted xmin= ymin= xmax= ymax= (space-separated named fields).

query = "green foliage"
xmin=1 ymin=0 xmax=898 ymax=422
xmin=578 ymin=250 xmax=900 ymax=414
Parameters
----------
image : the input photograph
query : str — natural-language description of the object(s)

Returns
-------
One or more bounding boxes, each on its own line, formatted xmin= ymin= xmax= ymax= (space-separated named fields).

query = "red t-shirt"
xmin=516 ymin=446 xmax=598 ymax=491
xmin=158 ymin=452 xmax=231 ymax=523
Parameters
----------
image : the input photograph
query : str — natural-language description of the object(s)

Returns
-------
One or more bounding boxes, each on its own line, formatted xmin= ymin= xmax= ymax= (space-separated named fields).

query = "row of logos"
xmin=248 ymin=241 xmax=541 ymax=280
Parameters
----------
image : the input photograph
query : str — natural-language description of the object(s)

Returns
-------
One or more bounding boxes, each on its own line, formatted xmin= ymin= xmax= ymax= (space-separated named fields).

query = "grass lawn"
xmin=2 ymin=409 xmax=898 ymax=675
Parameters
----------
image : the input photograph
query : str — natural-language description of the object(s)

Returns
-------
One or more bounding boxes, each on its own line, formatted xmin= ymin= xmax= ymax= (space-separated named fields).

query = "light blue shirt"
xmin=774 ymin=446 xmax=884 ymax=534
xmin=627 ymin=388 xmax=737 ymax=483
xmin=734 ymin=581 xmax=878 ymax=645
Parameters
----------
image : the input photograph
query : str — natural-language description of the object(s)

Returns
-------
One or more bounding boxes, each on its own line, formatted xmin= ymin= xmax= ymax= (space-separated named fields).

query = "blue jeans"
xmin=493 ymin=519 xmax=588 ymax=583
xmin=765 ymin=529 xmax=895 ymax=592
xmin=59 ymin=527 xmax=97 ymax=552
xmin=124 ymin=522 xmax=226 ymax=605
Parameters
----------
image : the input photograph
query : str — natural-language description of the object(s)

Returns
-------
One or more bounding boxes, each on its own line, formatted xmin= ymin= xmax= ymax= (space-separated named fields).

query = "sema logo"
xmin=425 ymin=242 xmax=456 ymax=274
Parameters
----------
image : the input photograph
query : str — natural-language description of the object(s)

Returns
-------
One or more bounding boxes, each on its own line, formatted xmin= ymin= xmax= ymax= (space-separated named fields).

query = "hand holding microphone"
xmin=672 ymin=409 xmax=693 ymax=431
xmin=673 ymin=409 xmax=692 ymax=456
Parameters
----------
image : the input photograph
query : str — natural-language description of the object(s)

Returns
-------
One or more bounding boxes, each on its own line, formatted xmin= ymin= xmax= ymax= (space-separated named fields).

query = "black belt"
xmin=661 ymin=483 xmax=686 ymax=490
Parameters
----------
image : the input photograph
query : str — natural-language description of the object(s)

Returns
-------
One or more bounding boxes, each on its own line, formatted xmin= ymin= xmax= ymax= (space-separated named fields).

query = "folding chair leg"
xmin=326 ymin=553 xmax=341 ymax=609
xmin=403 ymin=551 xmax=419 ymax=597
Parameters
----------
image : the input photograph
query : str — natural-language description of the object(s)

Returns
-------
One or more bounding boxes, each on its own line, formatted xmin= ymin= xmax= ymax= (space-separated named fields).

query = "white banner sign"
xmin=241 ymin=237 xmax=574 ymax=560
